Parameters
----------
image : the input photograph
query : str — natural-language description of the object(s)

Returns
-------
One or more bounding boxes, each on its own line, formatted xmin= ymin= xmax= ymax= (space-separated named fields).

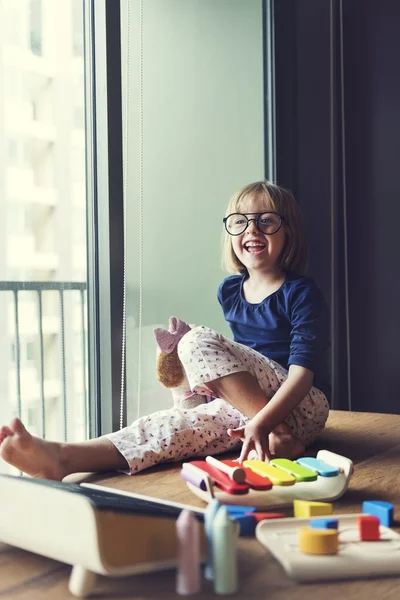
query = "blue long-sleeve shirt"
xmin=217 ymin=274 xmax=331 ymax=400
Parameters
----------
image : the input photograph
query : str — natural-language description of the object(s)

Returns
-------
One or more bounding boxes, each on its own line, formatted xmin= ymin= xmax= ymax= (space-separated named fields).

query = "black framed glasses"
xmin=223 ymin=212 xmax=285 ymax=236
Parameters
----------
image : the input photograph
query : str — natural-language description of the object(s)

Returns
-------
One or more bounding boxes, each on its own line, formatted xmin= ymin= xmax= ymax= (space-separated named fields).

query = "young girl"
xmin=0 ymin=180 xmax=329 ymax=480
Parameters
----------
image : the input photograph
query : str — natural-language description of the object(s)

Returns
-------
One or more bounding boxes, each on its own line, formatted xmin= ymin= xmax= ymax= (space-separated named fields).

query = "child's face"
xmin=230 ymin=194 xmax=286 ymax=275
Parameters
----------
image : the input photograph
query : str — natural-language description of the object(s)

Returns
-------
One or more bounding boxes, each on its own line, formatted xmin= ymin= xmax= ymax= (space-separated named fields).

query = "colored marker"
xmin=212 ymin=506 xmax=238 ymax=595
xmin=204 ymin=498 xmax=221 ymax=581
xmin=176 ymin=510 xmax=201 ymax=595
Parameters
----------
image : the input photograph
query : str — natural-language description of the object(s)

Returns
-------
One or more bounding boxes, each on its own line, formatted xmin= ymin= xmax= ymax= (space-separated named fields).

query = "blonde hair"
xmin=222 ymin=180 xmax=308 ymax=275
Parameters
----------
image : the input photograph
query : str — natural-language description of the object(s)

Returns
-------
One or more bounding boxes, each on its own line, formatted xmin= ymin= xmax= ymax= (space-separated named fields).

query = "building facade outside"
xmin=0 ymin=0 xmax=88 ymax=473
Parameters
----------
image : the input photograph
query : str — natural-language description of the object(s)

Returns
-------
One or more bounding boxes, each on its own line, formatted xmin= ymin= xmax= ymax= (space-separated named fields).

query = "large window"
xmin=121 ymin=0 xmax=268 ymax=422
xmin=0 ymin=0 xmax=272 ymax=464
xmin=0 ymin=0 xmax=89 ymax=472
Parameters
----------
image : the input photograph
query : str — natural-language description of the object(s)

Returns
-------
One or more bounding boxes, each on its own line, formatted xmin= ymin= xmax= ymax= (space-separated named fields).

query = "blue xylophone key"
xmin=296 ymin=457 xmax=339 ymax=477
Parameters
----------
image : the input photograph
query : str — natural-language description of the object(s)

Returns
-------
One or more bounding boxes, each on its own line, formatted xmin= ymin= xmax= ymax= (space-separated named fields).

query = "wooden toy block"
xmin=310 ymin=518 xmax=338 ymax=530
xmin=249 ymin=512 xmax=286 ymax=523
xmin=230 ymin=514 xmax=256 ymax=536
xmin=293 ymin=499 xmax=333 ymax=518
xmin=362 ymin=500 xmax=394 ymax=527
xmin=298 ymin=527 xmax=339 ymax=555
xmin=224 ymin=505 xmax=256 ymax=516
xmin=357 ymin=515 xmax=380 ymax=541
xmin=230 ymin=510 xmax=286 ymax=536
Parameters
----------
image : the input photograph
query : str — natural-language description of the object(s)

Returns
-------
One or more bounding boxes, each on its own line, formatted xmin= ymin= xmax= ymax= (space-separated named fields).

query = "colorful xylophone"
xmin=182 ymin=450 xmax=354 ymax=509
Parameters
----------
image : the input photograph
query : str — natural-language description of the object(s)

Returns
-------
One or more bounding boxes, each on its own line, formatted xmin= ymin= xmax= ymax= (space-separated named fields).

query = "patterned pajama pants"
xmin=106 ymin=326 xmax=329 ymax=474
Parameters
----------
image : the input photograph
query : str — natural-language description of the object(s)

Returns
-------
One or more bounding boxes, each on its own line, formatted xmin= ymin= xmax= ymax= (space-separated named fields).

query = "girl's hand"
xmin=227 ymin=420 xmax=271 ymax=463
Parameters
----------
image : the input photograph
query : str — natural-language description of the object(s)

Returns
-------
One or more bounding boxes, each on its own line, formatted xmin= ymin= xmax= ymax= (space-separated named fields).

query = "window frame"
xmin=85 ymin=0 xmax=125 ymax=437
xmin=263 ymin=0 xmax=276 ymax=182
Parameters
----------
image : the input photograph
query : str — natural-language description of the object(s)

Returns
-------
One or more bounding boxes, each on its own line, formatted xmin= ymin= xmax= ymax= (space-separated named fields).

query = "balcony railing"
xmin=0 ymin=281 xmax=88 ymax=441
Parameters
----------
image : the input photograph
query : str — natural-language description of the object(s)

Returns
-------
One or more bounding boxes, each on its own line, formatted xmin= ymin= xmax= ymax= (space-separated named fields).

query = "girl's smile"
xmin=231 ymin=202 xmax=286 ymax=275
xmin=243 ymin=237 xmax=267 ymax=255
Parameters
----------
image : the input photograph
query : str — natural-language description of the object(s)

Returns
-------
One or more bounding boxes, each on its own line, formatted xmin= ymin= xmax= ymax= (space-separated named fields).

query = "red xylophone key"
xmin=222 ymin=459 xmax=273 ymax=490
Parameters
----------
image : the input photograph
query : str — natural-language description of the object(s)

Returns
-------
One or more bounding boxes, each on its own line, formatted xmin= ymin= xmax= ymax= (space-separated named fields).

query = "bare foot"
xmin=0 ymin=418 xmax=66 ymax=480
xmin=269 ymin=423 xmax=305 ymax=460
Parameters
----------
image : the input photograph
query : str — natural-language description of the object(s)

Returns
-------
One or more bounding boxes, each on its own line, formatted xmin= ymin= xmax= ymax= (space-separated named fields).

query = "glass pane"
xmin=121 ymin=0 xmax=266 ymax=422
xmin=0 ymin=0 xmax=89 ymax=473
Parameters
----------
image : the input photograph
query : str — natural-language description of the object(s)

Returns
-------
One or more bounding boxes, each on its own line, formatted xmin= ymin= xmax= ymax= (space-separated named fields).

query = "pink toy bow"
xmin=154 ymin=317 xmax=191 ymax=354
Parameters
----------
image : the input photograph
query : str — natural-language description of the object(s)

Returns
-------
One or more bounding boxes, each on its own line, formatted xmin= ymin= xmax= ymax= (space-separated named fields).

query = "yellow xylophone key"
xmin=243 ymin=460 xmax=296 ymax=486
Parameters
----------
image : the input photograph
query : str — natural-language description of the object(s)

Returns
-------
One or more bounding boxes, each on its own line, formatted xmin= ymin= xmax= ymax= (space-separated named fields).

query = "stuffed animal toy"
xmin=153 ymin=316 xmax=214 ymax=409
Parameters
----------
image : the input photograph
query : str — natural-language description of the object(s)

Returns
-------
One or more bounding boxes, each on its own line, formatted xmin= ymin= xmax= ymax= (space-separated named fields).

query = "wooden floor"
xmin=2 ymin=410 xmax=400 ymax=599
